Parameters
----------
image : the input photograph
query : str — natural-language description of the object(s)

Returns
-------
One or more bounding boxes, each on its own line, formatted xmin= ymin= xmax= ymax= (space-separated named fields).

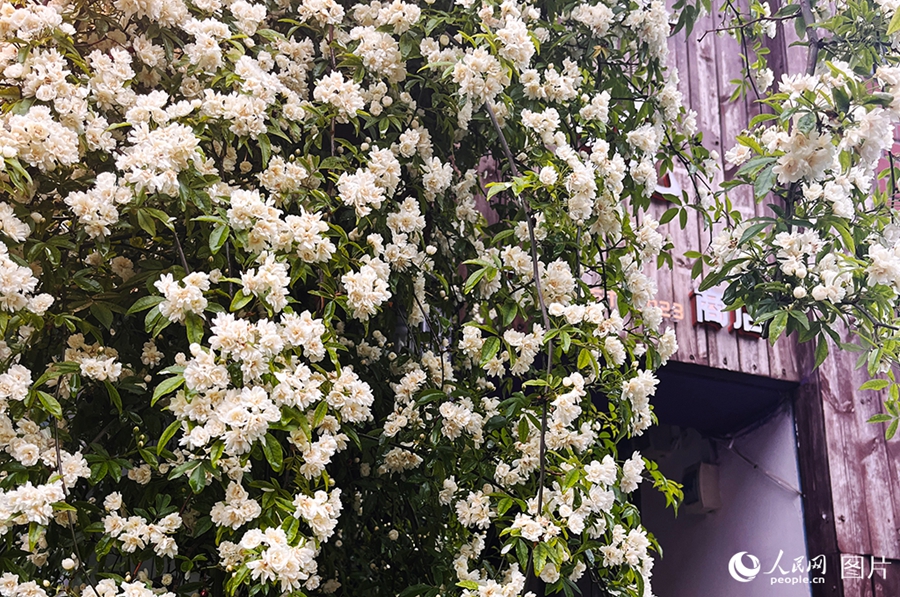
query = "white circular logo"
xmin=729 ymin=552 xmax=761 ymax=582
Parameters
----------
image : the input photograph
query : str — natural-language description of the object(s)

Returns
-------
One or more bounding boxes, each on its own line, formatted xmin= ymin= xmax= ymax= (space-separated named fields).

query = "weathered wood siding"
xmin=655 ymin=0 xmax=800 ymax=382
xmin=663 ymin=5 xmax=900 ymax=596
xmin=795 ymin=335 xmax=900 ymax=597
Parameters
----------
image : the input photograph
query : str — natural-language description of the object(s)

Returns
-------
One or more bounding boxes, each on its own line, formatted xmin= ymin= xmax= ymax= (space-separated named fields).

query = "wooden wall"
xmin=663 ymin=3 xmax=900 ymax=596
xmin=653 ymin=0 xmax=800 ymax=382
xmin=795 ymin=335 xmax=900 ymax=597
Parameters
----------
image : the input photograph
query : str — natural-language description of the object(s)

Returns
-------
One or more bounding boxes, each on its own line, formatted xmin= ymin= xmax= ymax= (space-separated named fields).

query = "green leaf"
xmin=515 ymin=539 xmax=529 ymax=571
xmin=559 ymin=329 xmax=571 ymax=353
xmin=860 ymin=379 xmax=890 ymax=391
xmin=230 ymin=290 xmax=253 ymax=312
xmin=787 ymin=310 xmax=809 ymax=330
xmin=889 ymin=9 xmax=900 ymax=35
xmin=887 ymin=419 xmax=899 ymax=440
xmin=210 ymin=440 xmax=225 ymax=468
xmin=480 ymin=336 xmax=501 ymax=366
xmin=500 ymin=302 xmax=517 ymax=327
xmin=137 ymin=210 xmax=156 ymax=236
xmin=577 ymin=348 xmax=592 ymax=370
xmin=533 ymin=542 xmax=550 ymax=574
xmin=739 ymin=221 xmax=769 ymax=245
xmin=152 ymin=375 xmax=185 ymax=406
xmin=313 ymin=399 xmax=328 ymax=428
xmin=768 ymin=311 xmax=788 ymax=343
xmin=258 ymin=133 xmax=271 ymax=167
xmin=32 ymin=361 xmax=80 ymax=391
xmin=463 ymin=267 xmax=487 ymax=295
xmin=485 ymin=181 xmax=512 ymax=200
xmin=868 ymin=413 xmax=894 ymax=423
xmin=28 ymin=522 xmax=42 ymax=552
xmin=226 ymin=565 xmax=251 ymax=596
xmin=774 ymin=3 xmax=801 ymax=16
xmin=517 ymin=417 xmax=530 ymax=443
xmin=168 ymin=459 xmax=200 ymax=480
xmin=209 ymin=225 xmax=229 ymax=255
xmin=185 ymin=312 xmax=204 ymax=344
xmin=797 ymin=112 xmax=816 ymax=134
xmin=753 ymin=164 xmax=777 ymax=199
xmin=659 ymin=207 xmax=679 ymax=225
xmin=690 ymin=257 xmax=704 ymax=280
xmin=189 ymin=462 xmax=207 ymax=493
xmin=127 ymin=295 xmax=164 ymax=315
xmin=262 ymin=433 xmax=283 ymax=472
xmin=105 ymin=381 xmax=122 ymax=414
xmin=157 ymin=420 xmax=181 ymax=455
xmin=90 ymin=303 xmax=114 ymax=329
xmin=36 ymin=391 xmax=62 ymax=419
xmin=814 ymin=337 xmax=829 ymax=370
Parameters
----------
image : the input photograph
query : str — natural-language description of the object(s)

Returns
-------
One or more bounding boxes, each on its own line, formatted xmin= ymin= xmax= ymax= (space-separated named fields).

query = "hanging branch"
xmin=484 ymin=102 xmax=553 ymax=516
xmin=172 ymin=226 xmax=191 ymax=273
xmin=798 ymin=0 xmax=820 ymax=76
xmin=53 ymin=418 xmax=101 ymax=597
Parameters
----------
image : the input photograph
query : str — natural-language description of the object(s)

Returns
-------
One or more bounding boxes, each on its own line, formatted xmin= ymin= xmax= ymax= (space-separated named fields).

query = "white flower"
xmin=313 ymin=72 xmax=364 ymax=123
xmin=620 ymin=452 xmax=645 ymax=492
xmin=725 ymin=144 xmax=752 ymax=167
xmin=337 ymin=169 xmax=385 ymax=217
xmin=496 ymin=17 xmax=535 ymax=69
xmin=104 ymin=492 xmax=123 ymax=511
xmin=341 ymin=262 xmax=391 ymax=321
xmin=293 ymin=488 xmax=342 ymax=540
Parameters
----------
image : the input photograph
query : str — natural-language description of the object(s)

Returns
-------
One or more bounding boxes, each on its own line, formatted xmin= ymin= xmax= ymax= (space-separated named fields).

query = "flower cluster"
xmin=0 ymin=0 xmax=721 ymax=595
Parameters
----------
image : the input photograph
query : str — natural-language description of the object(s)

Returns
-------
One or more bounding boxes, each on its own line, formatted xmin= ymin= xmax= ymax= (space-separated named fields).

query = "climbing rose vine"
xmin=704 ymin=0 xmax=900 ymax=436
xmin=0 ymin=0 xmax=708 ymax=595
xmin=0 ymin=0 xmax=708 ymax=597
xmin=12 ymin=0 xmax=900 ymax=595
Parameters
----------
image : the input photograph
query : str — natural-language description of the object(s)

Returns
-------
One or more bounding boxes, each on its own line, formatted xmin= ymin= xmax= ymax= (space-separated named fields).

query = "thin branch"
xmin=172 ymin=228 xmax=190 ymax=273
xmin=54 ymin=419 xmax=101 ymax=597
xmin=699 ymin=13 xmax=800 ymax=42
xmin=411 ymin=288 xmax=447 ymax=389
xmin=89 ymin=419 xmax=116 ymax=446
xmin=225 ymin=242 xmax=234 ymax=296
xmin=484 ymin=102 xmax=553 ymax=516
xmin=797 ymin=0 xmax=820 ymax=75
xmin=853 ymin=304 xmax=900 ymax=332
xmin=328 ymin=25 xmax=337 ymax=158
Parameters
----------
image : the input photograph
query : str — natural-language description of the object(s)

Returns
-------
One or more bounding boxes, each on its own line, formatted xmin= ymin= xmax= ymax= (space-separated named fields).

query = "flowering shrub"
xmin=0 ymin=0 xmax=813 ymax=597
xmin=705 ymin=0 xmax=900 ymax=436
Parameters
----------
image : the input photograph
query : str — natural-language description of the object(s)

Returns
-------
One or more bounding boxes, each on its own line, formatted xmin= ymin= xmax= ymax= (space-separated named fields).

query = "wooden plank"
xmin=689 ymin=8 xmax=736 ymax=372
xmin=646 ymin=198 xmax=682 ymax=350
xmin=880 ymin=389 xmax=900 ymax=559
xmin=871 ymin=558 xmax=900 ymax=597
xmin=758 ymin=1 xmax=806 ymax=382
xmin=712 ymin=0 xmax=773 ymax=378
xmin=666 ymin=24 xmax=708 ymax=367
xmin=843 ymin=573 xmax=875 ymax=597
xmin=767 ymin=334 xmax=801 ymax=381
xmin=769 ymin=0 xmax=807 ymax=76
xmin=676 ymin=9 xmax=729 ymax=369
xmin=817 ymin=342 xmax=873 ymax=557
xmin=847 ymin=355 xmax=900 ymax=560
xmin=794 ymin=344 xmax=840 ymax=558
